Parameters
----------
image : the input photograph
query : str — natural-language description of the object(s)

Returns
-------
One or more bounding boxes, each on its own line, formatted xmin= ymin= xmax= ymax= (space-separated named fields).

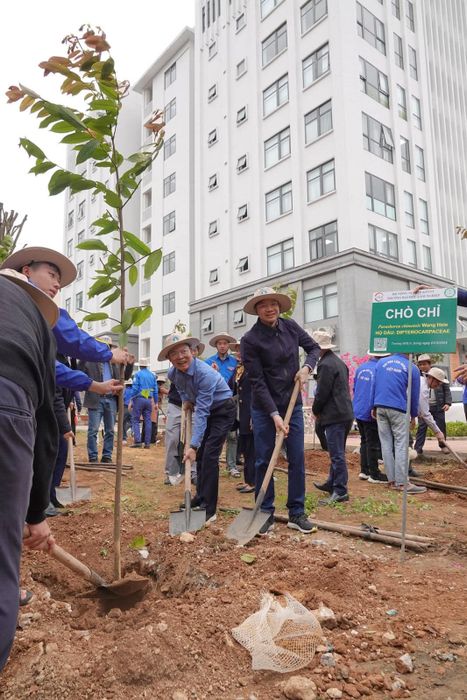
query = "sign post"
xmin=369 ymin=288 xmax=458 ymax=561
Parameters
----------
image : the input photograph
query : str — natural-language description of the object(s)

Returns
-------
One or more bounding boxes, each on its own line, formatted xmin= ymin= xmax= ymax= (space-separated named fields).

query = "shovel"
xmin=227 ymin=380 xmax=301 ymax=546
xmin=169 ymin=408 xmax=206 ymax=535
xmin=439 ymin=440 xmax=467 ymax=468
xmin=177 ymin=403 xmax=186 ymax=468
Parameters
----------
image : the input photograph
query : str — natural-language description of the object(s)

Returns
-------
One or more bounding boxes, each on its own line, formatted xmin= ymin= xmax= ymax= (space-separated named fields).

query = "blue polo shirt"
xmin=205 ymin=352 xmax=238 ymax=384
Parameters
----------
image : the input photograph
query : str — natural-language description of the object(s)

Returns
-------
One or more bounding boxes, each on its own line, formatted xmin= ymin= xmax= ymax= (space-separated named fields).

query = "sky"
xmin=0 ymin=0 xmax=195 ymax=251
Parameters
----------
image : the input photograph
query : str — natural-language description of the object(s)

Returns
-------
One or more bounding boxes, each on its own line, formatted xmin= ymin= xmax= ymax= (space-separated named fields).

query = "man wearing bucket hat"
xmin=128 ymin=358 xmax=158 ymax=449
xmin=241 ymin=287 xmax=320 ymax=534
xmin=159 ymin=334 xmax=235 ymax=522
xmin=415 ymin=367 xmax=449 ymax=460
xmin=0 ymin=269 xmax=59 ymax=671
xmin=414 ymin=354 xmax=451 ymax=456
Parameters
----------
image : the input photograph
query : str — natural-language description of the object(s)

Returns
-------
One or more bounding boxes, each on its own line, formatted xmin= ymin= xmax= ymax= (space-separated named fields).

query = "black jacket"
xmin=431 ymin=382 xmax=452 ymax=411
xmin=313 ymin=351 xmax=354 ymax=427
xmin=79 ymin=360 xmax=133 ymax=409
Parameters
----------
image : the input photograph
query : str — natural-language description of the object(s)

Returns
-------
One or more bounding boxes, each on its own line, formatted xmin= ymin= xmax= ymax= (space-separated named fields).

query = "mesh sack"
xmin=232 ymin=592 xmax=323 ymax=673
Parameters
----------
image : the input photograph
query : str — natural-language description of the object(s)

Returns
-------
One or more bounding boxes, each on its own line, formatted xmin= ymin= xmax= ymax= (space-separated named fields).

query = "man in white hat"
xmin=159 ymin=334 xmax=235 ymax=522
xmin=414 ymin=354 xmax=451 ymax=456
xmin=312 ymin=331 xmax=354 ymax=503
xmin=205 ymin=332 xmax=240 ymax=477
xmin=0 ymin=270 xmax=58 ymax=671
xmin=128 ymin=359 xmax=158 ymax=449
xmin=241 ymin=287 xmax=320 ymax=534
xmin=416 ymin=368 xmax=449 ymax=458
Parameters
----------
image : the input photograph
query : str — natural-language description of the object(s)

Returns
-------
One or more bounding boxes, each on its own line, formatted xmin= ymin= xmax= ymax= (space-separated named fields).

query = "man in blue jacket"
xmin=373 ymin=354 xmax=424 ymax=494
xmin=129 ymin=359 xmax=158 ymax=449
xmin=353 ymin=352 xmax=388 ymax=483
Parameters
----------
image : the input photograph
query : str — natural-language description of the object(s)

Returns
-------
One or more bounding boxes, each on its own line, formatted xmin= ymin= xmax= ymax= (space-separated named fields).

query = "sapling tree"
xmin=0 ymin=203 xmax=27 ymax=263
xmin=7 ymin=26 xmax=165 ymax=579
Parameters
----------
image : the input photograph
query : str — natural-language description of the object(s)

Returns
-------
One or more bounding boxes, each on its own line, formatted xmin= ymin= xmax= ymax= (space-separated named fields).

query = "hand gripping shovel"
xmin=227 ymin=380 xmax=301 ymax=546
xmin=169 ymin=408 xmax=206 ymax=535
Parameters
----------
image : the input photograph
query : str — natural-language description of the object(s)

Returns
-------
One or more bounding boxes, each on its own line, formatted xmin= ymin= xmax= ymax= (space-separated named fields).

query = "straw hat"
xmin=192 ymin=341 xmax=205 ymax=355
xmin=1 ymin=246 xmax=77 ymax=287
xmin=367 ymin=349 xmax=390 ymax=357
xmin=157 ymin=333 xmax=201 ymax=361
xmin=312 ymin=329 xmax=336 ymax=350
xmin=0 ymin=269 xmax=59 ymax=328
xmin=229 ymin=341 xmax=241 ymax=352
xmin=243 ymin=286 xmax=292 ymax=316
xmin=417 ymin=353 xmax=431 ymax=363
xmin=426 ymin=367 xmax=449 ymax=384
xmin=97 ymin=334 xmax=117 ymax=347
xmin=209 ymin=332 xmax=237 ymax=347
xmin=138 ymin=357 xmax=150 ymax=367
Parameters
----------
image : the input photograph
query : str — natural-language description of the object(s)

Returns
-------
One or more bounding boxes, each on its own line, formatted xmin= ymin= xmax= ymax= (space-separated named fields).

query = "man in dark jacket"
xmin=312 ymin=330 xmax=354 ymax=504
xmin=229 ymin=341 xmax=255 ymax=493
xmin=241 ymin=287 xmax=320 ymax=534
xmin=414 ymin=354 xmax=451 ymax=455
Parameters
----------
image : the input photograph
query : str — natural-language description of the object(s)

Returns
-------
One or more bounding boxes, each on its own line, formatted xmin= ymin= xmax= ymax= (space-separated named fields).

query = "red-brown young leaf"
xmin=5 ymin=85 xmax=25 ymax=103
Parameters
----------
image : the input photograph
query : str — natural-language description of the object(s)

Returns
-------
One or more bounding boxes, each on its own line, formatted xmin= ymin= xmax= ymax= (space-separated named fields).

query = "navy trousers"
xmin=50 ymin=435 xmax=68 ymax=502
xmin=131 ymin=396 xmax=152 ymax=445
xmin=323 ymin=421 xmax=353 ymax=496
xmin=0 ymin=377 xmax=36 ymax=672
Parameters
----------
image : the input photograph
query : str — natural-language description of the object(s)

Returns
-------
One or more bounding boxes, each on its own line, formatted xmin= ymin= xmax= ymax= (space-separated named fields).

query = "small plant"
xmin=350 ymin=496 xmax=399 ymax=517
xmin=305 ymin=492 xmax=320 ymax=514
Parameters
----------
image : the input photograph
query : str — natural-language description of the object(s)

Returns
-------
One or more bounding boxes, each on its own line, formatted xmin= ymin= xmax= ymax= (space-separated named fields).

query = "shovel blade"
xmin=226 ymin=507 xmax=271 ymax=546
xmin=169 ymin=508 xmax=206 ymax=536
xmin=103 ymin=573 xmax=150 ymax=597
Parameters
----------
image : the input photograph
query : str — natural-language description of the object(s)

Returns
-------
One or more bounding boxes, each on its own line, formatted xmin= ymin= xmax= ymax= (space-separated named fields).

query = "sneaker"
xmin=257 ymin=513 xmax=275 ymax=536
xmin=130 ymin=443 xmax=142 ymax=449
xmin=229 ymin=468 xmax=241 ymax=478
xmin=319 ymin=492 xmax=350 ymax=506
xmin=88 ymin=458 xmax=98 ymax=463
xmin=238 ymin=485 xmax=255 ymax=493
xmin=50 ymin=495 xmax=65 ymax=508
xmin=392 ymin=482 xmax=427 ymax=494
xmin=368 ymin=471 xmax=388 ymax=483
xmin=408 ymin=467 xmax=420 ymax=478
xmin=205 ymin=514 xmax=217 ymax=525
xmin=359 ymin=472 xmax=370 ymax=480
xmin=44 ymin=503 xmax=63 ymax=517
xmin=287 ymin=514 xmax=314 ymax=533
xmin=169 ymin=474 xmax=183 ymax=486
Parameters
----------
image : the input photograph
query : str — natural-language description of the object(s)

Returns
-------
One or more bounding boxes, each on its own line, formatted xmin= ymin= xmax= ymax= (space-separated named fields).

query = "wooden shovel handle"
xmin=184 ymin=408 xmax=193 ymax=491
xmin=49 ymin=543 xmax=108 ymax=588
xmin=180 ymin=404 xmax=186 ymax=445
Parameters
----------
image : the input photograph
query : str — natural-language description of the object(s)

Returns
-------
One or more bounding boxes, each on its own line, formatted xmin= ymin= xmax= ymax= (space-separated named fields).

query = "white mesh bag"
xmin=232 ymin=592 xmax=323 ymax=673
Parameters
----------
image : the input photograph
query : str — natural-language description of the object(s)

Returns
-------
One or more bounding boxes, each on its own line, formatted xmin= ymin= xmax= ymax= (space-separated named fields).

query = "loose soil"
xmin=2 ymin=436 xmax=466 ymax=699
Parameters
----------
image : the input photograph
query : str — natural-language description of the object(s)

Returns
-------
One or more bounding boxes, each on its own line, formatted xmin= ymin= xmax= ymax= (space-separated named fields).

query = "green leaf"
xmin=104 ymin=189 xmax=122 ymax=208
xmin=89 ymin=98 xmax=118 ymax=112
xmin=107 ymin=253 xmax=120 ymax=270
xmin=82 ymin=312 xmax=109 ymax=322
xmin=99 ymin=82 xmax=118 ymax=99
xmin=19 ymin=138 xmax=46 ymax=160
xmin=101 ymin=58 xmax=115 ymax=80
xmin=45 ymin=102 xmax=87 ymax=131
xmin=240 ymin=554 xmax=257 ymax=565
xmin=129 ymin=265 xmax=138 ymax=286
xmin=50 ymin=121 xmax=76 ymax=133
xmin=101 ymin=288 xmax=121 ymax=307
xmin=128 ymin=151 xmax=153 ymax=164
xmin=88 ymin=276 xmax=115 ymax=298
xmin=48 ymin=169 xmax=74 ymax=195
xmin=121 ymin=308 xmax=135 ymax=331
xmin=69 ymin=177 xmax=97 ymax=194
xmin=39 ymin=114 xmax=61 ymax=129
xmin=75 ymin=138 xmax=101 ymax=165
xmin=93 ymin=216 xmax=118 ymax=232
xmin=132 ymin=305 xmax=153 ymax=326
xmin=123 ymin=250 xmax=135 ymax=265
xmin=123 ymin=231 xmax=151 ymax=256
xmin=129 ymin=534 xmax=148 ymax=550
xmin=60 ymin=132 xmax=92 ymax=145
xmin=29 ymin=161 xmax=55 ymax=176
xmin=76 ymin=239 xmax=108 ymax=252
xmin=144 ymin=249 xmax=162 ymax=279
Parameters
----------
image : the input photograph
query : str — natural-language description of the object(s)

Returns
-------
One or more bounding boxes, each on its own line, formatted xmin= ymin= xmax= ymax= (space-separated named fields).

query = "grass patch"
xmin=328 ymin=495 xmax=399 ymax=517
xmin=305 ymin=492 xmax=320 ymax=514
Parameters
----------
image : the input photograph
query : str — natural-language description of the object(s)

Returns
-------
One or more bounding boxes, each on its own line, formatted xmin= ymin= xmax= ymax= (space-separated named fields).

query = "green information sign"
xmin=369 ymin=287 xmax=458 ymax=354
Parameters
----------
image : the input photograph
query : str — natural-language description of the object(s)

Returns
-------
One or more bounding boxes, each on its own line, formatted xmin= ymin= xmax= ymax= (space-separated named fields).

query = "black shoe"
xmin=144 ymin=444 xmax=150 ymax=449
xmin=313 ymin=481 xmax=332 ymax=493
xmin=191 ymin=476 xmax=197 ymax=486
xmin=130 ymin=443 xmax=143 ymax=449
xmin=239 ymin=485 xmax=255 ymax=493
xmin=319 ymin=492 xmax=349 ymax=505
xmin=236 ymin=459 xmax=244 ymax=466
xmin=257 ymin=513 xmax=275 ymax=536
xmin=409 ymin=467 xmax=420 ymax=478
xmin=287 ymin=514 xmax=314 ymax=533
xmin=179 ymin=497 xmax=204 ymax=510
xmin=368 ymin=471 xmax=388 ymax=483
xmin=44 ymin=503 xmax=63 ymax=517
xmin=89 ymin=458 xmax=98 ymax=463
xmin=50 ymin=495 xmax=64 ymax=508
xmin=101 ymin=456 xmax=112 ymax=464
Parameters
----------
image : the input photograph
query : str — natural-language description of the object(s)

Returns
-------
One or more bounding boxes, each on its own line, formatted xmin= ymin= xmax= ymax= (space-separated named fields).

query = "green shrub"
xmin=427 ymin=422 xmax=467 ymax=437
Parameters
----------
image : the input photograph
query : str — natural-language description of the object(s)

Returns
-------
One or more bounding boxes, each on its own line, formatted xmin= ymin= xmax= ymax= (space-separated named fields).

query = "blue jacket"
xmin=130 ymin=368 xmax=158 ymax=401
xmin=374 ymin=354 xmax=420 ymax=418
xmin=353 ymin=358 xmax=379 ymax=422
xmin=53 ymin=308 xmax=113 ymax=362
xmin=56 ymin=360 xmax=92 ymax=391
xmin=205 ymin=352 xmax=238 ymax=384
xmin=124 ymin=386 xmax=133 ymax=406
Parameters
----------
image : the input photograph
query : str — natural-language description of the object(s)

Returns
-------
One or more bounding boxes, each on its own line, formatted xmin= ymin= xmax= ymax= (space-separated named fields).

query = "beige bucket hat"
xmin=192 ymin=341 xmax=205 ymax=355
xmin=157 ymin=333 xmax=201 ymax=362
xmin=1 ymin=246 xmax=77 ymax=288
xmin=417 ymin=353 xmax=431 ymax=363
xmin=0 ymin=268 xmax=59 ymax=327
xmin=138 ymin=358 xmax=150 ymax=367
xmin=243 ymin=286 xmax=292 ymax=316
xmin=367 ymin=349 xmax=390 ymax=357
xmin=209 ymin=332 xmax=237 ymax=347
xmin=426 ymin=367 xmax=449 ymax=384
xmin=312 ymin=329 xmax=336 ymax=350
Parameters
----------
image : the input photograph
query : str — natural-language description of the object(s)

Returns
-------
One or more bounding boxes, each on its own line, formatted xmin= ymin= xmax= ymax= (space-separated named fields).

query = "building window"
xmin=409 ymin=46 xmax=418 ymax=79
xmin=265 ymin=181 xmax=292 ymax=222
xmin=262 ymin=23 xmax=287 ymax=66
xmin=142 ymin=225 xmax=151 ymax=244
xmin=202 ymin=317 xmax=213 ymax=334
xmin=143 ymin=189 xmax=152 ymax=209
xmin=89 ymin=254 xmax=94 ymax=267
xmin=236 ymin=59 xmax=247 ymax=78
xmin=419 ymin=199 xmax=429 ymax=234
xmin=263 ymin=74 xmax=289 ymax=116
xmin=369 ymin=224 xmax=398 ymax=260
xmin=236 ymin=12 xmax=246 ymax=31
xmin=260 ymin=0 xmax=281 ymax=19
xmin=163 ymin=173 xmax=176 ymax=197
xmin=303 ymin=43 xmax=330 ymax=89
xmin=406 ymin=0 xmax=415 ymax=32
xmin=77 ymin=200 xmax=85 ymax=220
xmin=66 ymin=238 xmax=73 ymax=257
xmin=415 ymin=146 xmax=425 ymax=181
xmin=76 ymin=261 xmax=84 ymax=280
xmin=208 ymin=129 xmax=218 ymax=146
xmin=67 ymin=210 xmax=74 ymax=229
xmin=404 ymin=191 xmax=415 ymax=228
xmin=208 ymin=220 xmax=218 ymax=237
xmin=236 ymin=256 xmax=249 ymax=273
xmin=392 ymin=0 xmax=400 ymax=19
xmin=233 ymin=309 xmax=245 ymax=327
xmin=164 ymin=134 xmax=176 ymax=160
xmin=422 ymin=245 xmax=432 ymax=272
xmin=208 ymin=173 xmax=218 ymax=191
xmin=400 ymin=136 xmax=411 ymax=173
xmin=164 ymin=97 xmax=176 ymax=122
xmin=412 ymin=95 xmax=422 ymax=129
xmin=144 ymin=85 xmax=153 ymax=108
xmin=209 ymin=268 xmax=219 ymax=284
xmin=394 ymin=33 xmax=404 ymax=68
xmin=365 ymin=172 xmax=396 ymax=220
xmin=164 ymin=62 xmax=176 ymax=88
xmin=305 ymin=99 xmax=332 ymax=144
xmin=304 ymin=283 xmax=338 ymax=322
xmin=163 ymin=210 xmax=176 ymax=235
xmin=307 ymin=159 xmax=336 ymax=202
xmin=267 ymin=238 xmax=294 ymax=275
xmin=360 ymin=57 xmax=389 ymax=107
xmin=75 ymin=291 xmax=83 ymax=311
xmin=208 ymin=41 xmax=217 ymax=59
xmin=357 ymin=3 xmax=386 ymax=55
xmin=362 ymin=113 xmax=394 ymax=162
xmin=309 ymin=220 xmax=338 ymax=260
xmin=208 ymin=83 xmax=217 ymax=102
xmin=162 ymin=251 xmax=175 ymax=276
xmin=237 ymin=204 xmax=249 ymax=222
xmin=264 ymin=126 xmax=290 ymax=168
xmin=77 ymin=230 xmax=85 ymax=244
xmin=236 ymin=106 xmax=247 ymax=125
xmin=397 ymin=84 xmax=407 ymax=119
xmin=407 ymin=239 xmax=417 ymax=267
xmin=162 ymin=291 xmax=175 ymax=315
xmin=301 ymin=0 xmax=328 ymax=34
xmin=237 ymin=154 xmax=248 ymax=173
xmin=65 ymin=297 xmax=71 ymax=314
